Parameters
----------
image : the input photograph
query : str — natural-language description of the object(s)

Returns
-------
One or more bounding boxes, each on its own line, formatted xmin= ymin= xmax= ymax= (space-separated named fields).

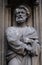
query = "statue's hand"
xmin=26 ymin=46 xmax=36 ymax=56
xmin=23 ymin=37 xmax=34 ymax=44
xmin=25 ymin=45 xmax=32 ymax=52
xmin=20 ymin=35 xmax=34 ymax=44
xmin=30 ymin=46 xmax=38 ymax=56
xmin=25 ymin=45 xmax=33 ymax=55
xmin=25 ymin=44 xmax=36 ymax=56
xmin=30 ymin=49 xmax=36 ymax=56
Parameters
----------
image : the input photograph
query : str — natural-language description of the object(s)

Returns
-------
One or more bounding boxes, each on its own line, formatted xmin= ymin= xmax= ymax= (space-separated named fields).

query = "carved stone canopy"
xmin=7 ymin=0 xmax=39 ymax=8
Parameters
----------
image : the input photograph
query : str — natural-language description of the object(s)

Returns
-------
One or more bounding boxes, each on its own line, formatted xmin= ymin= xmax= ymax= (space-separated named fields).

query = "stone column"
xmin=34 ymin=0 xmax=42 ymax=65
xmin=0 ymin=0 xmax=11 ymax=65
xmin=39 ymin=0 xmax=42 ymax=65
xmin=0 ymin=0 xmax=4 ymax=65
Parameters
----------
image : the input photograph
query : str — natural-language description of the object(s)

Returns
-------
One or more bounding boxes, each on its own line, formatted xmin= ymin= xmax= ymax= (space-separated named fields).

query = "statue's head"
xmin=14 ymin=5 xmax=31 ymax=23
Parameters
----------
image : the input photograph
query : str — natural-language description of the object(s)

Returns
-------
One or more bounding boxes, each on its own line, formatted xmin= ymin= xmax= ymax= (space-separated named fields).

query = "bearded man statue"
xmin=5 ymin=5 xmax=40 ymax=65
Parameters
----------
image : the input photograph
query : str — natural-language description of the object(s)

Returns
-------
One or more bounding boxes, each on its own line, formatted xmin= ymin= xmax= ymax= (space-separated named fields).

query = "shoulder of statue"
xmin=6 ymin=26 xmax=16 ymax=32
xmin=5 ymin=26 xmax=18 ymax=36
xmin=6 ymin=26 xmax=16 ymax=30
xmin=27 ymin=26 xmax=38 ymax=38
xmin=27 ymin=26 xmax=37 ymax=33
xmin=31 ymin=26 xmax=38 ymax=34
xmin=5 ymin=26 xmax=19 ymax=42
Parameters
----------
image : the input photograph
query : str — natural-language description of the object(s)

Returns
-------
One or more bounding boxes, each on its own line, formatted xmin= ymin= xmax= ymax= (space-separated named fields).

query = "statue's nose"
xmin=19 ymin=12 xmax=22 ymax=15
xmin=19 ymin=15 xmax=21 ymax=17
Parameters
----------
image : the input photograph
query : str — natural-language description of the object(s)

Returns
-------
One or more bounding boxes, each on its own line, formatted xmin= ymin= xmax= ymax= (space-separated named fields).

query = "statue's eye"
xmin=16 ymin=12 xmax=20 ymax=14
xmin=18 ymin=12 xmax=20 ymax=14
xmin=21 ymin=12 xmax=24 ymax=14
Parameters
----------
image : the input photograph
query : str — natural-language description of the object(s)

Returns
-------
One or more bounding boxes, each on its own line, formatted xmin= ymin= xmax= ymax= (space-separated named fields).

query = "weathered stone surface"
xmin=0 ymin=0 xmax=42 ymax=65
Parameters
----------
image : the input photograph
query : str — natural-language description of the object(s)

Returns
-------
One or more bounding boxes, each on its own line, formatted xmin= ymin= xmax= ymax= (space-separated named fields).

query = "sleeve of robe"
xmin=22 ymin=27 xmax=40 ymax=56
xmin=29 ymin=27 xmax=40 ymax=56
xmin=5 ymin=27 xmax=29 ymax=55
xmin=28 ymin=27 xmax=40 ymax=65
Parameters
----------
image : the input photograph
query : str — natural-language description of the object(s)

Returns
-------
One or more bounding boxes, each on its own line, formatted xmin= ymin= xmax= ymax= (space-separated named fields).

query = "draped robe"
xmin=6 ymin=26 xmax=40 ymax=65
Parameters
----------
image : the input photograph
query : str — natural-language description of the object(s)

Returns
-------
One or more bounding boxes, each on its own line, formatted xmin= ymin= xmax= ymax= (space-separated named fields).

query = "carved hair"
xmin=14 ymin=5 xmax=31 ymax=17
xmin=19 ymin=5 xmax=31 ymax=16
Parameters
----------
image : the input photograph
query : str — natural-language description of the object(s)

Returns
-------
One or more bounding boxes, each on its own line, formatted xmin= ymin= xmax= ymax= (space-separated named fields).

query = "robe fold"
xmin=6 ymin=26 xmax=40 ymax=65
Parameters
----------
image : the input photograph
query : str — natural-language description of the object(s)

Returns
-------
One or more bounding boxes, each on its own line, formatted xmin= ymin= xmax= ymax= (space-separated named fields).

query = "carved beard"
xmin=16 ymin=15 xmax=27 ymax=23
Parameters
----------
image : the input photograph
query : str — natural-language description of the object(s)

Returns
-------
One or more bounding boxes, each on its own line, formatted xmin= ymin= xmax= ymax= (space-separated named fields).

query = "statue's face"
xmin=15 ymin=8 xmax=27 ymax=23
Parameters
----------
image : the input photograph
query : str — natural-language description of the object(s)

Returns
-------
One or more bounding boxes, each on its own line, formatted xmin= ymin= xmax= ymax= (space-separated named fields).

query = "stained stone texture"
xmin=0 ymin=0 xmax=42 ymax=65
xmin=0 ymin=1 xmax=7 ymax=65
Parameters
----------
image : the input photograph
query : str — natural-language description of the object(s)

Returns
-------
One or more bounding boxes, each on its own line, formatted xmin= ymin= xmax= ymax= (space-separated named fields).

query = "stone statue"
xmin=5 ymin=5 xmax=40 ymax=65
